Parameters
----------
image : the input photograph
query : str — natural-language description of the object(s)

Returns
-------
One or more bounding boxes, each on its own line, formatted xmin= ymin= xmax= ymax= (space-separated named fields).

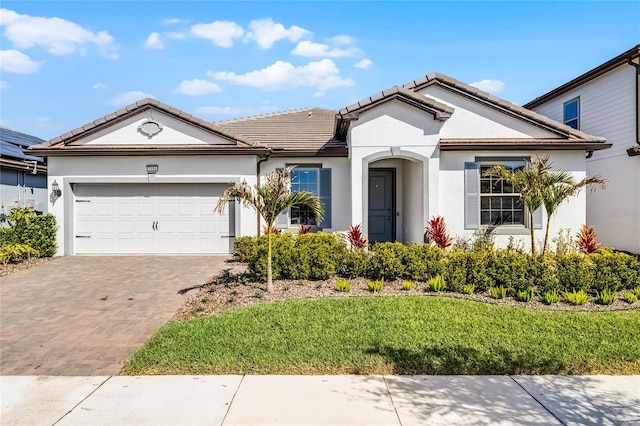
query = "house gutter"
xmin=627 ymin=58 xmax=640 ymax=156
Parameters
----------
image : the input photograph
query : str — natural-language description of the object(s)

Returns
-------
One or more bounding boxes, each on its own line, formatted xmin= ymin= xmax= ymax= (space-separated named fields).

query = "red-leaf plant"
xmin=425 ymin=216 xmax=452 ymax=249
xmin=263 ymin=225 xmax=282 ymax=235
xmin=348 ymin=224 xmax=368 ymax=249
xmin=298 ymin=224 xmax=311 ymax=235
xmin=576 ymin=224 xmax=599 ymax=254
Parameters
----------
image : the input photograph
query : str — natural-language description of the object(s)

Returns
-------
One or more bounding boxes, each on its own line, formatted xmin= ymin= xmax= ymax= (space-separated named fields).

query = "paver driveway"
xmin=0 ymin=256 xmax=234 ymax=375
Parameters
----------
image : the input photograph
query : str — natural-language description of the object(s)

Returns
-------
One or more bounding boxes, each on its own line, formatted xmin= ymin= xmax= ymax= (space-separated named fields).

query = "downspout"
xmin=256 ymin=152 xmax=272 ymax=235
xmin=627 ymin=57 xmax=640 ymax=156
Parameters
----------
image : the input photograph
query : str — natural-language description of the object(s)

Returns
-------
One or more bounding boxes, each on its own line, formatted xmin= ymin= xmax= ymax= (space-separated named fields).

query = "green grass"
xmin=123 ymin=296 xmax=640 ymax=375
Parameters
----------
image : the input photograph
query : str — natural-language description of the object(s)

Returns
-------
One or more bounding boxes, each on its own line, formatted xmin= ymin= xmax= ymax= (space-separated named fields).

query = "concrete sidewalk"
xmin=1 ymin=375 xmax=639 ymax=425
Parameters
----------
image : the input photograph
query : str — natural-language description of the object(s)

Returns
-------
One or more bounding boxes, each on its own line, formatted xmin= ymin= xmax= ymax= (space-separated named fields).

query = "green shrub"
xmin=401 ymin=280 xmax=414 ymax=291
xmin=402 ymin=243 xmax=444 ymax=281
xmin=443 ymin=250 xmax=468 ymax=293
xmin=541 ymin=290 xmax=560 ymax=305
xmin=428 ymin=275 xmax=446 ymax=292
xmin=4 ymin=208 xmax=57 ymax=257
xmin=489 ymin=286 xmax=506 ymax=299
xmin=488 ymin=250 xmax=531 ymax=293
xmin=634 ymin=286 xmax=640 ymax=299
xmin=528 ymin=255 xmax=560 ymax=294
xmin=366 ymin=279 xmax=384 ymax=292
xmin=234 ymin=236 xmax=258 ymax=262
xmin=338 ymin=249 xmax=371 ymax=279
xmin=556 ymin=253 xmax=595 ymax=293
xmin=466 ymin=251 xmax=492 ymax=291
xmin=335 ymin=279 xmax=351 ymax=293
xmin=298 ymin=233 xmax=347 ymax=280
xmin=462 ymin=284 xmax=475 ymax=295
xmin=622 ymin=291 xmax=637 ymax=304
xmin=563 ymin=289 xmax=588 ymax=306
xmin=0 ymin=243 xmax=39 ymax=264
xmin=595 ymin=289 xmax=616 ymax=305
xmin=589 ymin=248 xmax=638 ymax=293
xmin=369 ymin=242 xmax=406 ymax=280
xmin=516 ymin=287 xmax=535 ymax=303
xmin=0 ymin=227 xmax=15 ymax=246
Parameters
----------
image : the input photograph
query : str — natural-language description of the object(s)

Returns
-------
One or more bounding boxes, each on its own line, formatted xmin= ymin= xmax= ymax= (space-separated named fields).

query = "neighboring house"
xmin=0 ymin=127 xmax=48 ymax=223
xmin=525 ymin=45 xmax=640 ymax=254
xmin=29 ymin=73 xmax=609 ymax=256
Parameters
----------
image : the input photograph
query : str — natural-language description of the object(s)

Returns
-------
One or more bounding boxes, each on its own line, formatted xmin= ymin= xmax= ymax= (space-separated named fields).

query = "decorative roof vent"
xmin=138 ymin=119 xmax=163 ymax=139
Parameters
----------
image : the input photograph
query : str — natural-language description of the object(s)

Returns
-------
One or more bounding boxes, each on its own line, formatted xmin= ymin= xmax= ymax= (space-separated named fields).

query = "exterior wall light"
xmin=146 ymin=164 xmax=159 ymax=174
xmin=52 ymin=180 xmax=62 ymax=197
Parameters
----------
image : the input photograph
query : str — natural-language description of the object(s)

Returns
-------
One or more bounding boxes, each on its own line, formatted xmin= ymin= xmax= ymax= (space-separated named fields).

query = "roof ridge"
xmin=214 ymin=107 xmax=336 ymax=124
xmin=403 ymin=72 xmax=606 ymax=142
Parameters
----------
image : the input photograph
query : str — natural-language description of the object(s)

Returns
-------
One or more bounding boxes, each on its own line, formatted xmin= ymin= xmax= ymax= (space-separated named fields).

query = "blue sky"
xmin=1 ymin=1 xmax=638 ymax=140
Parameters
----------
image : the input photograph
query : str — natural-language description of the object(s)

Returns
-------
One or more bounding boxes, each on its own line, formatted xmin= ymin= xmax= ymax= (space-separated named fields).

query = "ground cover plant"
xmin=123 ymin=296 xmax=640 ymax=375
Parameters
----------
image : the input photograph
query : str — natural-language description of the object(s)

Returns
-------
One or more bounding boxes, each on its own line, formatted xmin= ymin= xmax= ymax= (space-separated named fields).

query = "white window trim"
xmin=478 ymin=160 xmax=527 ymax=229
xmin=563 ymin=97 xmax=580 ymax=130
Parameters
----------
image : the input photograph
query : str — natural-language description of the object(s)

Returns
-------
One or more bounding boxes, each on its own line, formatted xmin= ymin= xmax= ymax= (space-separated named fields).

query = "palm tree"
xmin=489 ymin=158 xmax=547 ymax=255
xmin=215 ymin=167 xmax=323 ymax=292
xmin=541 ymin=173 xmax=605 ymax=255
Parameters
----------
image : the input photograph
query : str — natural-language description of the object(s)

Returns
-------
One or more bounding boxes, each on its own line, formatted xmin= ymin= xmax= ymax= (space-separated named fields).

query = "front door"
xmin=368 ymin=169 xmax=395 ymax=242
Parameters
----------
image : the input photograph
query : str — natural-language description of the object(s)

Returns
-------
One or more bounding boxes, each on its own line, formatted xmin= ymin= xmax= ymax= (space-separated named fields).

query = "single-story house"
xmin=0 ymin=127 xmax=48 ymax=222
xmin=29 ymin=73 xmax=610 ymax=256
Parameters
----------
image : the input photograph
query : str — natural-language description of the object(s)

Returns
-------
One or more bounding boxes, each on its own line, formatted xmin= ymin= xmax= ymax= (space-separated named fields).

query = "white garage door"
xmin=73 ymin=183 xmax=234 ymax=254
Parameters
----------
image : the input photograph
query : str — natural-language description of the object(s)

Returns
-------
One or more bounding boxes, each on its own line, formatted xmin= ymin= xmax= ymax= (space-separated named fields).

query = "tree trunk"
xmin=542 ymin=214 xmax=551 ymax=256
xmin=529 ymin=210 xmax=536 ymax=256
xmin=266 ymin=230 xmax=273 ymax=293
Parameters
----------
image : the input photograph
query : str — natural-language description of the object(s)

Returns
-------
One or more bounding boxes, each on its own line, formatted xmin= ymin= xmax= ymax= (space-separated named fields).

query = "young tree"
xmin=215 ymin=167 xmax=323 ymax=292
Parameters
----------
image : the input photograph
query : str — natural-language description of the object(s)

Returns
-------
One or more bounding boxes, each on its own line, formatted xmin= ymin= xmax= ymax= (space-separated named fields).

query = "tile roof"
xmin=403 ymin=73 xmax=607 ymax=143
xmin=215 ymin=108 xmax=347 ymax=155
xmin=37 ymin=98 xmax=252 ymax=148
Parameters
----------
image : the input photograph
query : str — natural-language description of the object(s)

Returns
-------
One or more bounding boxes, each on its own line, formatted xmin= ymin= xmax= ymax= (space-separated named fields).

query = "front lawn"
xmin=123 ymin=296 xmax=640 ymax=375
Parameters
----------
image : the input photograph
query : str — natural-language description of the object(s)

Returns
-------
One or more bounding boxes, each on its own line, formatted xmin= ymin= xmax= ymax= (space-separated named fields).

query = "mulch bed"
xmin=0 ymin=257 xmax=56 ymax=277
xmin=174 ymin=267 xmax=640 ymax=321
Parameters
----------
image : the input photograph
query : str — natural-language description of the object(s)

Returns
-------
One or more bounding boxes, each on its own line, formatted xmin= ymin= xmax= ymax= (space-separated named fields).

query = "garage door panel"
xmin=73 ymin=183 xmax=232 ymax=254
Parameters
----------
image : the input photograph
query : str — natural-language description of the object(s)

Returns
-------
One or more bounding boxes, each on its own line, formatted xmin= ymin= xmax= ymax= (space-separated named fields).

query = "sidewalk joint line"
xmin=510 ymin=376 xmax=566 ymax=426
xmin=221 ymin=374 xmax=245 ymax=425
xmin=52 ymin=375 xmax=113 ymax=426
xmin=383 ymin=375 xmax=403 ymax=426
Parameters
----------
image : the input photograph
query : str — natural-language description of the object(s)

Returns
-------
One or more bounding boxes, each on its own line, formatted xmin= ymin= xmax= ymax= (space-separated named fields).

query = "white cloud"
xmin=0 ymin=8 xmax=118 ymax=59
xmin=144 ymin=32 xmax=163 ymax=49
xmin=174 ymin=79 xmax=222 ymax=95
xmin=469 ymin=79 xmax=505 ymax=94
xmin=354 ymin=58 xmax=373 ymax=69
xmin=328 ymin=35 xmax=355 ymax=45
xmin=0 ymin=49 xmax=42 ymax=73
xmin=245 ymin=18 xmax=310 ymax=49
xmin=291 ymin=40 xmax=357 ymax=58
xmin=209 ymin=59 xmax=354 ymax=96
xmin=166 ymin=32 xmax=185 ymax=40
xmin=190 ymin=20 xmax=244 ymax=48
xmin=92 ymin=82 xmax=108 ymax=89
xmin=106 ymin=91 xmax=154 ymax=106
xmin=162 ymin=18 xmax=186 ymax=25
xmin=0 ymin=80 xmax=7 ymax=89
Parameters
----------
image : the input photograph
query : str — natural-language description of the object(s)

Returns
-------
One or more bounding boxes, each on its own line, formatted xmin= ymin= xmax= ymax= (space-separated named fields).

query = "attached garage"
xmin=73 ymin=183 xmax=234 ymax=254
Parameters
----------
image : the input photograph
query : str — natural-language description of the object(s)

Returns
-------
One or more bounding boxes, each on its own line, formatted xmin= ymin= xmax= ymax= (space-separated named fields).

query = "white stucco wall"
xmin=260 ymin=156 xmax=350 ymax=233
xmin=439 ymin=150 xmax=588 ymax=251
xmin=47 ymin=155 xmax=257 ymax=255
xmin=73 ymin=110 xmax=235 ymax=146
xmin=531 ymin=64 xmax=640 ymax=253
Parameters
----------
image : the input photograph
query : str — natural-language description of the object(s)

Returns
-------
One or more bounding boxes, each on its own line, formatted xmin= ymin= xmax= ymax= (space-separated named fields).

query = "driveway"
xmin=0 ymin=256 xmax=234 ymax=375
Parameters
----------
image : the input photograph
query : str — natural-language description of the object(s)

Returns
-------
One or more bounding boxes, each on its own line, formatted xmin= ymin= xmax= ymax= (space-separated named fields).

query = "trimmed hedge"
xmin=233 ymin=232 xmax=640 ymax=296
xmin=1 ymin=209 xmax=57 ymax=258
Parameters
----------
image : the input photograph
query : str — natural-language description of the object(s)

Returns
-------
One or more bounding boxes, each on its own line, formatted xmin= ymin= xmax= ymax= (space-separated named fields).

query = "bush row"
xmin=234 ymin=233 xmax=640 ymax=294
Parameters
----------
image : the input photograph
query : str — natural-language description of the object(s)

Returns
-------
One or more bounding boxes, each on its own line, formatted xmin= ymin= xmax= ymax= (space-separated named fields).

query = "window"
xmin=290 ymin=168 xmax=319 ymax=225
xmin=479 ymin=163 xmax=525 ymax=226
xmin=563 ymin=97 xmax=579 ymax=129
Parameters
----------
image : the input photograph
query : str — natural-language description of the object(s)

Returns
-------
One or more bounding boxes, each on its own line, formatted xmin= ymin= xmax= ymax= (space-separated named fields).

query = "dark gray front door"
xmin=368 ymin=169 xmax=395 ymax=242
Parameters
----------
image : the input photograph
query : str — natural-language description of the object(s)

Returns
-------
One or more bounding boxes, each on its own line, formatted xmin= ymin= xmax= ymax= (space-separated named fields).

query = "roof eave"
xmin=524 ymin=45 xmax=640 ymax=108
xmin=27 ymin=145 xmax=271 ymax=157
xmin=439 ymin=141 xmax=613 ymax=151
